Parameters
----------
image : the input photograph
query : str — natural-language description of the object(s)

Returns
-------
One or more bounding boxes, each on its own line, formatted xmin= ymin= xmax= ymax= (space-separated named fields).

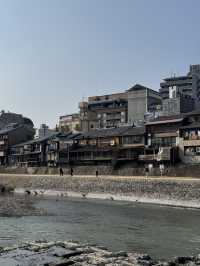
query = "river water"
xmin=0 ymin=196 xmax=200 ymax=260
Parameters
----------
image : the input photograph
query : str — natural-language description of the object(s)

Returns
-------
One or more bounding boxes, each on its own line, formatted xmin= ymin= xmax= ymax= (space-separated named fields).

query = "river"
xmin=0 ymin=195 xmax=200 ymax=260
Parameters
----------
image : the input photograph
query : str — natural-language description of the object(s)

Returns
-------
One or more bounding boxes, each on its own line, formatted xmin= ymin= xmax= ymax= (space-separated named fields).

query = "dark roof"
xmin=13 ymin=132 xmax=59 ymax=147
xmin=54 ymin=132 xmax=82 ymax=141
xmin=183 ymin=109 xmax=200 ymax=117
xmin=180 ymin=123 xmax=200 ymax=129
xmin=127 ymin=84 xmax=149 ymax=91
xmin=127 ymin=84 xmax=160 ymax=95
xmin=163 ymin=76 xmax=192 ymax=82
xmin=145 ymin=114 xmax=184 ymax=125
xmin=88 ymin=99 xmax=127 ymax=106
xmin=75 ymin=126 xmax=144 ymax=140
xmin=120 ymin=126 xmax=145 ymax=136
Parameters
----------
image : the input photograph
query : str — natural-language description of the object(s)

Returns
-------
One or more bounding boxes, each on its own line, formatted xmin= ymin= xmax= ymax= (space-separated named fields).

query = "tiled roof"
xmin=13 ymin=132 xmax=59 ymax=147
xmin=180 ymin=123 xmax=200 ymax=129
xmin=74 ymin=126 xmax=144 ymax=139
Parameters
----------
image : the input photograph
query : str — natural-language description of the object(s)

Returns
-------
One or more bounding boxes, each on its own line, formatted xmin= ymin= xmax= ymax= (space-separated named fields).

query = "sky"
xmin=0 ymin=0 xmax=199 ymax=128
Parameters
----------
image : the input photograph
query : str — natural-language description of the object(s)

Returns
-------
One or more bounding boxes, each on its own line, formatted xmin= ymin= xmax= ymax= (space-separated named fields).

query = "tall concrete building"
xmin=59 ymin=113 xmax=80 ymax=133
xmin=127 ymin=84 xmax=162 ymax=125
xmin=79 ymin=92 xmax=128 ymax=132
xmin=160 ymin=64 xmax=200 ymax=110
xmin=79 ymin=84 xmax=161 ymax=132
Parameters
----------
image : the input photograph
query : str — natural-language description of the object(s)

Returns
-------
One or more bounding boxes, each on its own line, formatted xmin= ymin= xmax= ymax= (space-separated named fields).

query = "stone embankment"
xmin=1 ymin=174 xmax=200 ymax=207
xmin=2 ymin=164 xmax=200 ymax=177
xmin=1 ymin=240 xmax=200 ymax=266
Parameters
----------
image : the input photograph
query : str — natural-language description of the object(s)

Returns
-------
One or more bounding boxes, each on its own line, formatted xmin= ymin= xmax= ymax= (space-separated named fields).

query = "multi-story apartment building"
xmin=0 ymin=124 xmax=35 ymax=165
xmin=79 ymin=84 xmax=161 ymax=132
xmin=79 ymin=92 xmax=128 ymax=132
xmin=160 ymin=64 xmax=200 ymax=111
xmin=37 ymin=124 xmax=56 ymax=138
xmin=59 ymin=113 xmax=80 ymax=133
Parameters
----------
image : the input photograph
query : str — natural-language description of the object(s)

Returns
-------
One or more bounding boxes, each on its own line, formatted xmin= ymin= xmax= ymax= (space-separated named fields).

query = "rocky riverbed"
xmin=0 ymin=240 xmax=200 ymax=266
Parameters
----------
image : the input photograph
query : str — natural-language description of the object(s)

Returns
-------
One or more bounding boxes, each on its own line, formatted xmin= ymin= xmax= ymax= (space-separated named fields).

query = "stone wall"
xmin=2 ymin=163 xmax=200 ymax=177
xmin=1 ymin=174 xmax=200 ymax=205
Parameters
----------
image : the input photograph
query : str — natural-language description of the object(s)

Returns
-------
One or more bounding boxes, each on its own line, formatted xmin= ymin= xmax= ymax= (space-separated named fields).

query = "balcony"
xmin=139 ymin=147 xmax=171 ymax=161
xmin=139 ymin=154 xmax=170 ymax=161
xmin=139 ymin=154 xmax=157 ymax=161
xmin=183 ymin=139 xmax=200 ymax=146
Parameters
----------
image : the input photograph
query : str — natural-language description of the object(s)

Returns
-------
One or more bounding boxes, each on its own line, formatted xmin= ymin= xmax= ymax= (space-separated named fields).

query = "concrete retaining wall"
xmin=1 ymin=163 xmax=200 ymax=177
xmin=1 ymin=174 xmax=200 ymax=204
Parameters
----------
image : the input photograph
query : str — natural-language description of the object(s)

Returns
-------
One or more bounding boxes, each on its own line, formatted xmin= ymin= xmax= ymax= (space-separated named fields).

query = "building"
xmin=162 ymin=94 xmax=195 ymax=116
xmin=59 ymin=113 xmax=80 ymax=133
xmin=0 ymin=124 xmax=35 ymax=165
xmin=160 ymin=64 xmax=200 ymax=109
xmin=11 ymin=133 xmax=58 ymax=167
xmin=179 ymin=110 xmax=200 ymax=164
xmin=139 ymin=115 xmax=183 ymax=164
xmin=69 ymin=126 xmax=145 ymax=164
xmin=79 ymin=84 xmax=161 ymax=132
xmin=127 ymin=84 xmax=162 ymax=125
xmin=37 ymin=124 xmax=56 ymax=138
xmin=79 ymin=92 xmax=128 ymax=132
xmin=46 ymin=132 xmax=81 ymax=166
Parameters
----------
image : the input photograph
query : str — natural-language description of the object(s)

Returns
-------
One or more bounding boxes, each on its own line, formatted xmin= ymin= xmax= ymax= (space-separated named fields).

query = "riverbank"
xmin=1 ymin=240 xmax=200 ymax=266
xmin=1 ymin=174 xmax=200 ymax=208
xmin=2 ymin=164 xmax=200 ymax=177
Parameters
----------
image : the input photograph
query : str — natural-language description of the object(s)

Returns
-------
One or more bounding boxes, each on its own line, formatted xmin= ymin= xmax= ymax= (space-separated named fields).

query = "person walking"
xmin=70 ymin=167 xmax=73 ymax=177
xmin=145 ymin=166 xmax=149 ymax=178
xmin=96 ymin=169 xmax=99 ymax=178
xmin=59 ymin=167 xmax=64 ymax=176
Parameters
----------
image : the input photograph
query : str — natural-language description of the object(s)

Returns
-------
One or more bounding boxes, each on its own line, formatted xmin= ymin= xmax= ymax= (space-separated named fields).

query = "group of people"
xmin=59 ymin=167 xmax=73 ymax=176
xmin=59 ymin=167 xmax=99 ymax=177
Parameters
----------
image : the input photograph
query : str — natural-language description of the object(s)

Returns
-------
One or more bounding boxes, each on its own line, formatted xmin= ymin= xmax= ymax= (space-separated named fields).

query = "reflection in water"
xmin=0 ymin=196 xmax=200 ymax=259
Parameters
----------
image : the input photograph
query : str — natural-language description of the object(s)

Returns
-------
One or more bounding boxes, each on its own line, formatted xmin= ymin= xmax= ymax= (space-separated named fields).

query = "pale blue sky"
xmin=0 ymin=0 xmax=199 ymax=127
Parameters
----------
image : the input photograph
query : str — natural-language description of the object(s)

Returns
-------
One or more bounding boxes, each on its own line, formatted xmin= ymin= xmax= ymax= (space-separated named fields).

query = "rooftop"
xmin=163 ymin=76 xmax=192 ymax=82
xmin=75 ymin=126 xmax=145 ymax=139
xmin=145 ymin=114 xmax=184 ymax=125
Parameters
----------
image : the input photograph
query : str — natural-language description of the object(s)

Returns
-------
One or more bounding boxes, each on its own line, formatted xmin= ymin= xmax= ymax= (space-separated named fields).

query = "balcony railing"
xmin=183 ymin=139 xmax=200 ymax=146
xmin=139 ymin=153 xmax=170 ymax=161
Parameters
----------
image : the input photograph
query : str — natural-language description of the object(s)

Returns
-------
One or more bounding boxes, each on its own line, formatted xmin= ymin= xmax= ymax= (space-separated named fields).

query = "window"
xmin=151 ymin=137 xmax=176 ymax=147
xmin=123 ymin=135 xmax=142 ymax=145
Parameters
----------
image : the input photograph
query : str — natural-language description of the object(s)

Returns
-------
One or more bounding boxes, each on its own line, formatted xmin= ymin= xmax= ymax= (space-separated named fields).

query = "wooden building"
xmin=11 ymin=133 xmax=58 ymax=167
xmin=0 ymin=124 xmax=35 ymax=166
xmin=179 ymin=110 xmax=200 ymax=164
xmin=139 ymin=115 xmax=183 ymax=164
xmin=69 ymin=126 xmax=145 ymax=164
xmin=46 ymin=132 xmax=81 ymax=166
